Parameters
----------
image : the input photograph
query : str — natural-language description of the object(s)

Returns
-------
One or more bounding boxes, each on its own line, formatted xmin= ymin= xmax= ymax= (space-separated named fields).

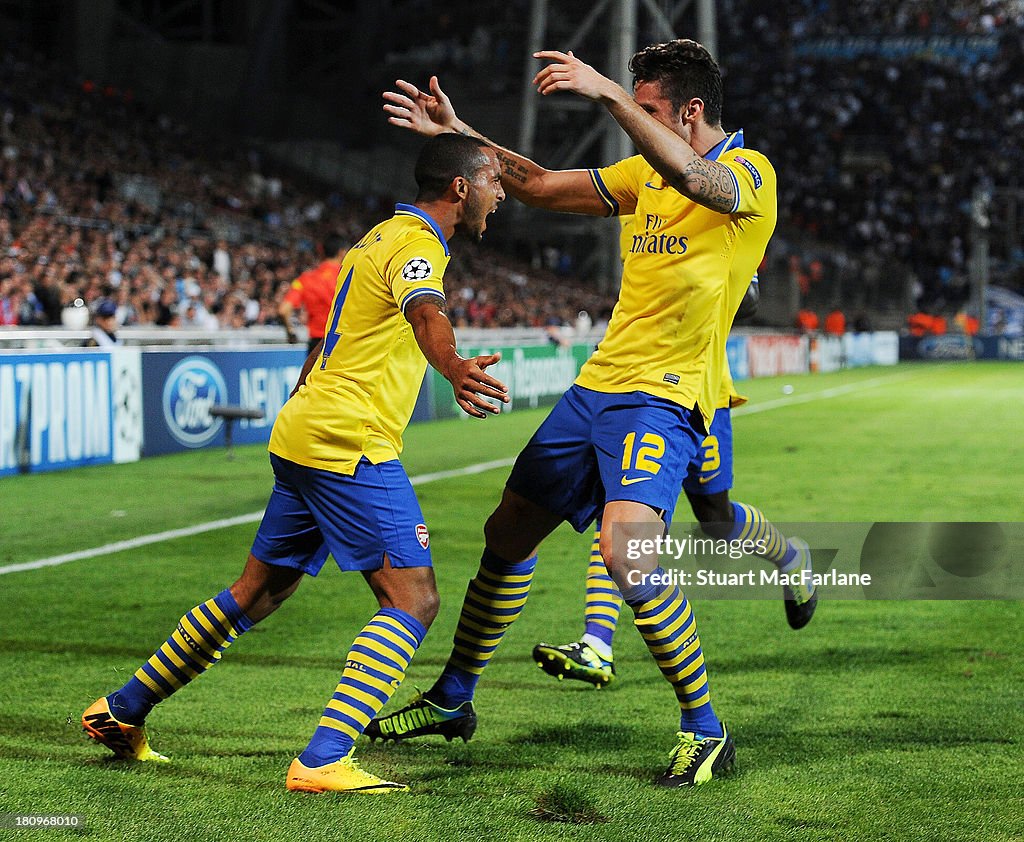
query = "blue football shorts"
xmin=250 ymin=454 xmax=432 ymax=575
xmin=506 ymin=384 xmax=706 ymax=532
xmin=681 ymin=407 xmax=734 ymax=496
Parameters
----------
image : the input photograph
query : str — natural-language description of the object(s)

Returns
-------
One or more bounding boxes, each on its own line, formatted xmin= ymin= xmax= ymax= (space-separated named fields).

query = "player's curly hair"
xmin=415 ymin=133 xmax=491 ymax=201
xmin=628 ymin=39 xmax=723 ymax=127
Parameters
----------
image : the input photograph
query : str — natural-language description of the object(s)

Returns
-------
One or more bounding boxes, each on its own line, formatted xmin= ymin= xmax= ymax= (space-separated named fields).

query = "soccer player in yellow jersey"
xmin=82 ymin=134 xmax=508 ymax=794
xmin=533 ymin=225 xmax=813 ymax=689
xmin=372 ymin=40 xmax=816 ymax=788
xmin=533 ymin=296 xmax=818 ymax=690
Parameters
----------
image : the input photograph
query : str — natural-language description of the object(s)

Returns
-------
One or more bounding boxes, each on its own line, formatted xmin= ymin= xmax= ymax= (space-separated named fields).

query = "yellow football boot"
xmin=286 ymin=755 xmax=408 ymax=794
xmin=82 ymin=697 xmax=169 ymax=762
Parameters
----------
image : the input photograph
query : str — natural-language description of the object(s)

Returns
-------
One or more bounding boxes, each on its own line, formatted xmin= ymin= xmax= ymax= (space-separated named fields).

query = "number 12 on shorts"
xmin=621 ymin=432 xmax=665 ymax=477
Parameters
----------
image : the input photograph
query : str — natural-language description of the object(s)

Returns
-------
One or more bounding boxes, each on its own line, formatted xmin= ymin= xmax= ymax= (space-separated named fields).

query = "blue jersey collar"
xmin=395 ymin=203 xmax=449 ymax=256
xmin=703 ymin=129 xmax=745 ymax=161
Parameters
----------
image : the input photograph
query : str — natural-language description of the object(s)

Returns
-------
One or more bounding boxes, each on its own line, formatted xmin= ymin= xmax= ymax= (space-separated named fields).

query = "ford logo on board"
xmin=162 ymin=356 xmax=228 ymax=447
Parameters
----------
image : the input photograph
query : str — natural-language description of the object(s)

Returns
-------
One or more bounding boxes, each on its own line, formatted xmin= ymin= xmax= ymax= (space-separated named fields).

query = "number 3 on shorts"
xmin=621 ymin=432 xmax=665 ymax=475
xmin=700 ymin=434 xmax=721 ymax=473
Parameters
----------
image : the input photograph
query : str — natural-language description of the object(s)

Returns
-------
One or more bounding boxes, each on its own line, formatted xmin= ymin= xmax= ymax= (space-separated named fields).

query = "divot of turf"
xmin=529 ymin=783 xmax=609 ymax=824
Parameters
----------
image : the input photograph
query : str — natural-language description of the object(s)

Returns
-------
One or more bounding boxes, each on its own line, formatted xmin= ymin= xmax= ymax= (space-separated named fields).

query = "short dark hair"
xmin=323 ymin=233 xmax=344 ymax=257
xmin=628 ymin=39 xmax=723 ymax=127
xmin=414 ymin=133 xmax=491 ymax=201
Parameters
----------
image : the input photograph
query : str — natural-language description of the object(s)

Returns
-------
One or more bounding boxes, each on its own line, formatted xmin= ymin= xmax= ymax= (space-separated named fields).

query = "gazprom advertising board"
xmin=141 ymin=349 xmax=305 ymax=455
xmin=0 ymin=348 xmax=142 ymax=476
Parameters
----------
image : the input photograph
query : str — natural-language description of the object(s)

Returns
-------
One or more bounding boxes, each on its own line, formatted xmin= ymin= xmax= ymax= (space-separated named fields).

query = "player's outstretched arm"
xmin=533 ymin=50 xmax=737 ymax=214
xmin=383 ymin=76 xmax=609 ymax=216
xmin=405 ymin=295 xmax=509 ymax=419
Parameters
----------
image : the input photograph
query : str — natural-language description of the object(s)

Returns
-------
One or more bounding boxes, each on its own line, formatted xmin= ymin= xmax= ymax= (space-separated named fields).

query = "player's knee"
xmin=231 ymin=555 xmax=302 ymax=622
xmin=485 ymin=489 xmax=562 ymax=562
xmin=598 ymin=517 xmax=665 ymax=590
xmin=598 ymin=532 xmax=634 ymax=584
xmin=482 ymin=510 xmax=505 ymax=549
xmin=231 ymin=583 xmax=296 ymax=624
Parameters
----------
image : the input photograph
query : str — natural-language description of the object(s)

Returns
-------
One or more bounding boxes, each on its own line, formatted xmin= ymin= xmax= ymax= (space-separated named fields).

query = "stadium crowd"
xmin=720 ymin=0 xmax=1024 ymax=314
xmin=3 ymin=0 xmax=1023 ymax=332
xmin=784 ymin=0 xmax=1022 ymax=35
xmin=0 ymin=47 xmax=614 ymax=331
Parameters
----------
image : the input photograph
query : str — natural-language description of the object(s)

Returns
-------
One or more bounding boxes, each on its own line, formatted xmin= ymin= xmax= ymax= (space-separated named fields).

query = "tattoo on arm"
xmin=673 ymin=159 xmax=737 ymax=213
xmin=455 ymin=127 xmax=532 ymax=188
xmin=496 ymin=152 xmax=528 ymax=185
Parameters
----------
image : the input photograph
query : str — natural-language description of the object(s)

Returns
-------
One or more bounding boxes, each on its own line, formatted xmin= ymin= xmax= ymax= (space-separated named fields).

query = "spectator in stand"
xmin=824 ymin=307 xmax=846 ymax=336
xmin=84 ymin=298 xmax=121 ymax=347
xmin=0 ymin=275 xmax=20 ymax=324
xmin=796 ymin=308 xmax=819 ymax=333
xmin=212 ymin=239 xmax=232 ymax=282
xmin=907 ymin=310 xmax=948 ymax=336
xmin=278 ymin=234 xmax=347 ymax=353
xmin=953 ymin=309 xmax=980 ymax=336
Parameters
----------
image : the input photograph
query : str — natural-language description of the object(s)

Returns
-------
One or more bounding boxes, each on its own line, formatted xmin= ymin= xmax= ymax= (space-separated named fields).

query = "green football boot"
xmin=365 ymin=694 xmax=476 ymax=743
xmin=655 ymin=725 xmax=735 ymax=787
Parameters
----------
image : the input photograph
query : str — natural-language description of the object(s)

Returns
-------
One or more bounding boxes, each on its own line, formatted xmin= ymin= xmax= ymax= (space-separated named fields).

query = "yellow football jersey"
xmin=578 ymin=130 xmax=775 ymax=426
xmin=619 ymin=214 xmax=746 ymax=412
xmin=269 ymin=204 xmax=450 ymax=474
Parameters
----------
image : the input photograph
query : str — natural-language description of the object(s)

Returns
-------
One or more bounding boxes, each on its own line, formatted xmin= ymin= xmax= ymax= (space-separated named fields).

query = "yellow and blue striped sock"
xmin=299 ymin=607 xmax=426 ymax=766
xmin=624 ymin=569 xmax=722 ymax=738
xmin=109 ymin=588 xmax=253 ymax=725
xmin=582 ymin=529 xmax=621 ymax=649
xmin=428 ymin=549 xmax=536 ymax=706
xmin=728 ymin=501 xmax=799 ymax=569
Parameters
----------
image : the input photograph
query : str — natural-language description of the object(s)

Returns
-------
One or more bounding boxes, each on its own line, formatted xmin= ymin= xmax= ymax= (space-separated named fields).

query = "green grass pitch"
xmin=0 ymin=362 xmax=1021 ymax=841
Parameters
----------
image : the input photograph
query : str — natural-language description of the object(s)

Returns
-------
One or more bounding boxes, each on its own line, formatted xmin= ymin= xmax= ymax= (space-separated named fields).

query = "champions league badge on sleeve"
xmin=162 ymin=356 xmax=228 ymax=447
xmin=401 ymin=257 xmax=433 ymax=281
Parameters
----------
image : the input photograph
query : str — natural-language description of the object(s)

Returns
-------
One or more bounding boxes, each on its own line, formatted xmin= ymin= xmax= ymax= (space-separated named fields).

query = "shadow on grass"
xmin=713 ymin=644 xmax=963 ymax=675
xmin=731 ymin=712 xmax=1015 ymax=777
xmin=0 ymin=638 xmax=345 ymax=671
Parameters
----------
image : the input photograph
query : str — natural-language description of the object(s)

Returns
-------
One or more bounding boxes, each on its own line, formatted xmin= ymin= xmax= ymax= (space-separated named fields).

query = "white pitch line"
xmin=409 ymin=457 xmax=515 ymax=486
xmin=733 ymin=368 xmax=919 ymax=416
xmin=0 ymin=457 xmax=517 ymax=576
xmin=1 ymin=367 xmax=918 ymax=576
xmin=0 ymin=513 xmax=266 ymax=575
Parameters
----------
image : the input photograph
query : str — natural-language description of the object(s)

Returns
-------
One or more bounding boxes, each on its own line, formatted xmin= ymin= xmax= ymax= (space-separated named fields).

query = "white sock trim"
xmin=581 ymin=633 xmax=613 ymax=661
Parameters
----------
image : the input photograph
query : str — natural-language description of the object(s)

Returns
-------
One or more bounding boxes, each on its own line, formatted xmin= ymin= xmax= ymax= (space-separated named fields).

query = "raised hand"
xmin=383 ymin=76 xmax=459 ymax=136
xmin=532 ymin=50 xmax=620 ymax=102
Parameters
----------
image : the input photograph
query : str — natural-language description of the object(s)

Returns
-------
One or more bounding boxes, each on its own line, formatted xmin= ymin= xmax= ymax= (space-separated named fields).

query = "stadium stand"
xmin=0 ymin=46 xmax=615 ymax=331
xmin=2 ymin=1 xmax=1023 ymax=333
xmin=718 ymin=0 xmax=1024 ymax=320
